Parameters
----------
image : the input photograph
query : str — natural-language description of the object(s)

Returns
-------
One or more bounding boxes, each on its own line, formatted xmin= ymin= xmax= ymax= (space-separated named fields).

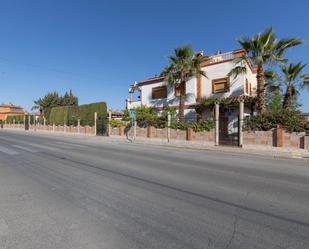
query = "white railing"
xmin=207 ymin=51 xmax=234 ymax=64
xmin=127 ymin=100 xmax=141 ymax=109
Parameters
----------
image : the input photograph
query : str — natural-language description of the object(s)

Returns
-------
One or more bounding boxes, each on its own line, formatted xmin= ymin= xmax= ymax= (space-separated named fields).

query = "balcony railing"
xmin=206 ymin=51 xmax=235 ymax=64
xmin=127 ymin=100 xmax=141 ymax=109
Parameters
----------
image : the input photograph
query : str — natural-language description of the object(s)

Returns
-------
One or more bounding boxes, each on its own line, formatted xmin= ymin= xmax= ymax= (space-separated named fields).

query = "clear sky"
xmin=0 ymin=0 xmax=308 ymax=112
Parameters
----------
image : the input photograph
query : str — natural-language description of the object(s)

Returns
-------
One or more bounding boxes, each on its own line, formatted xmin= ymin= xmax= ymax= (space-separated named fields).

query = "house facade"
xmin=0 ymin=104 xmax=25 ymax=121
xmin=127 ymin=49 xmax=257 ymax=120
xmin=126 ymin=49 xmax=259 ymax=146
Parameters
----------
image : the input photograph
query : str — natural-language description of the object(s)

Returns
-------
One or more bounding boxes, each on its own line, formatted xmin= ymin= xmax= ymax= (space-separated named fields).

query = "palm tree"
xmin=228 ymin=27 xmax=302 ymax=114
xmin=280 ymin=62 xmax=309 ymax=110
xmin=160 ymin=45 xmax=207 ymax=122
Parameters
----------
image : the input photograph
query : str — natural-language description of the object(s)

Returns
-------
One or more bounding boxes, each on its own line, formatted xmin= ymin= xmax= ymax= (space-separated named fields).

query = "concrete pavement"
xmin=0 ymin=129 xmax=309 ymax=249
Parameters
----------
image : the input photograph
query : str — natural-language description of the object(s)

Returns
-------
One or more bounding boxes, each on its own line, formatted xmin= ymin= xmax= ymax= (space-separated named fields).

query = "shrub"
xmin=189 ymin=119 xmax=215 ymax=132
xmin=110 ymin=119 xmax=127 ymax=128
xmin=169 ymin=119 xmax=215 ymax=132
xmin=134 ymin=106 xmax=159 ymax=127
xmin=246 ymin=110 xmax=308 ymax=133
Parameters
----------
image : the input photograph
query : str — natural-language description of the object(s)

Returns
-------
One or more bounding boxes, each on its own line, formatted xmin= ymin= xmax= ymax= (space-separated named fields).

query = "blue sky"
xmin=0 ymin=0 xmax=308 ymax=111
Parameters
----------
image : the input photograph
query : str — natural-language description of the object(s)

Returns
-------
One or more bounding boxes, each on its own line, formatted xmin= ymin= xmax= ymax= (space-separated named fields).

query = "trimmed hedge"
xmin=48 ymin=102 xmax=107 ymax=126
xmin=6 ymin=115 xmax=25 ymax=123
xmin=48 ymin=106 xmax=78 ymax=125
xmin=78 ymin=102 xmax=107 ymax=126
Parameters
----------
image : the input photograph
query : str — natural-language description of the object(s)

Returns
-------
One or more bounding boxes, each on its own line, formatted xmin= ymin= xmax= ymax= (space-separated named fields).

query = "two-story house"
xmin=0 ymin=104 xmax=25 ymax=122
xmin=126 ymin=49 xmax=257 ymax=123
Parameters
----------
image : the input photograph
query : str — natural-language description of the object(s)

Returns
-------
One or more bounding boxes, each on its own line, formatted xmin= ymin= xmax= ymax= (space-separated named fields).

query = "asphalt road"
xmin=0 ymin=130 xmax=308 ymax=249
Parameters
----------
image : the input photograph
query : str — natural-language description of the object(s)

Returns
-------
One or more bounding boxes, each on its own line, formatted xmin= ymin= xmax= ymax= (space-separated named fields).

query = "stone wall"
xmin=3 ymin=123 xmax=95 ymax=135
xmin=110 ymin=126 xmax=214 ymax=142
xmin=244 ymin=130 xmax=308 ymax=149
xmin=283 ymin=132 xmax=306 ymax=149
xmin=244 ymin=131 xmax=274 ymax=147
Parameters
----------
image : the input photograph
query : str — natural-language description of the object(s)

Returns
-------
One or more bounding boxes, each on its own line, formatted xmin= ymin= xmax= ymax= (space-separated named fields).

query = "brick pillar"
xmin=215 ymin=103 xmax=219 ymax=146
xmin=147 ymin=126 xmax=153 ymax=138
xmin=276 ymin=124 xmax=283 ymax=147
xmin=239 ymin=100 xmax=244 ymax=147
xmin=108 ymin=111 xmax=112 ymax=136
xmin=304 ymin=136 xmax=309 ymax=150
xmin=187 ymin=127 xmax=193 ymax=141
xmin=119 ymin=126 xmax=124 ymax=136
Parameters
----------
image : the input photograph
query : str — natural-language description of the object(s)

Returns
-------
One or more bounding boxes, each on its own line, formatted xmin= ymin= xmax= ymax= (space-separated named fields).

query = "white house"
xmin=127 ymin=49 xmax=257 ymax=120
xmin=126 ymin=49 xmax=259 ymax=145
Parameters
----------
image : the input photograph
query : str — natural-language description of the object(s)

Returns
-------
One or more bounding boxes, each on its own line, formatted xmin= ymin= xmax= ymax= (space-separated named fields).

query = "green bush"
xmin=110 ymin=119 xmax=127 ymax=128
xmin=170 ymin=119 xmax=215 ymax=132
xmin=247 ymin=110 xmax=308 ymax=133
xmin=189 ymin=119 xmax=215 ymax=132
xmin=6 ymin=115 xmax=25 ymax=123
xmin=134 ymin=106 xmax=159 ymax=127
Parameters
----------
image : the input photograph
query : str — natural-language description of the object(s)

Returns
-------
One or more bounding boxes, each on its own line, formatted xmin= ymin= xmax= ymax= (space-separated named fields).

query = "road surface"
xmin=0 ymin=129 xmax=308 ymax=249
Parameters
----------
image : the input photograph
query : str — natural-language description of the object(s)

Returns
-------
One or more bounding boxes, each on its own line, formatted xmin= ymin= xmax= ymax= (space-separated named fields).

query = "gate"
xmin=219 ymin=108 xmax=239 ymax=146
xmin=96 ymin=114 xmax=107 ymax=136
xmin=25 ymin=115 xmax=29 ymax=130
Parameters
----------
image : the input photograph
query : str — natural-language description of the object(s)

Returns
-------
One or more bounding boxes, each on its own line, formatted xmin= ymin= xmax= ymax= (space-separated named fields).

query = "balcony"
xmin=126 ymin=99 xmax=141 ymax=109
xmin=204 ymin=51 xmax=235 ymax=65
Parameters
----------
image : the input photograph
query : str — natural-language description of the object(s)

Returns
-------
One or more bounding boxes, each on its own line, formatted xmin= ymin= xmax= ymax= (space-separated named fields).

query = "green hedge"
xmin=6 ymin=115 xmax=25 ymax=123
xmin=48 ymin=106 xmax=78 ymax=125
xmin=48 ymin=102 xmax=107 ymax=126
xmin=78 ymin=102 xmax=107 ymax=126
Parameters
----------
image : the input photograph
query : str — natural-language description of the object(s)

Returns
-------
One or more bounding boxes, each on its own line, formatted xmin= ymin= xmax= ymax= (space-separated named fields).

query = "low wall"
xmin=244 ymin=130 xmax=308 ymax=149
xmin=110 ymin=125 xmax=309 ymax=150
xmin=3 ymin=123 xmax=309 ymax=150
xmin=244 ymin=131 xmax=274 ymax=147
xmin=2 ymin=123 xmax=95 ymax=135
xmin=110 ymin=126 xmax=215 ymax=143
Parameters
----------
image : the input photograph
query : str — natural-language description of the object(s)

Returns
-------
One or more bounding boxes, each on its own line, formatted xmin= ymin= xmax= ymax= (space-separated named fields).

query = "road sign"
xmin=129 ymin=110 xmax=136 ymax=119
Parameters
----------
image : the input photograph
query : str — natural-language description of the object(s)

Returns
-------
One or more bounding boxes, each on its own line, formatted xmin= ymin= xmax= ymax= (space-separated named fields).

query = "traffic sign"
xmin=129 ymin=110 xmax=136 ymax=119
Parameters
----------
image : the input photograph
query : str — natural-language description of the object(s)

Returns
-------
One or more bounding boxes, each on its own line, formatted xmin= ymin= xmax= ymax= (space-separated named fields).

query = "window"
xmin=152 ymin=86 xmax=167 ymax=99
xmin=245 ymin=79 xmax=249 ymax=94
xmin=212 ymin=77 xmax=230 ymax=93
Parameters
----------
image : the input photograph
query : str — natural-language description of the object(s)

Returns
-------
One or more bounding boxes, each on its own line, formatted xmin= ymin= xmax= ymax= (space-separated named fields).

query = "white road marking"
xmin=12 ymin=145 xmax=38 ymax=153
xmin=27 ymin=143 xmax=59 ymax=151
xmin=0 ymin=145 xmax=19 ymax=155
xmin=55 ymin=141 xmax=86 ymax=148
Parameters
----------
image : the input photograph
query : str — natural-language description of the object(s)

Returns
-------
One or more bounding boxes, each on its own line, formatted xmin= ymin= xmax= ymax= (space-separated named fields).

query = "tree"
xmin=61 ymin=90 xmax=78 ymax=106
xmin=160 ymin=45 xmax=207 ymax=122
xmin=280 ymin=62 xmax=309 ymax=110
xmin=228 ymin=27 xmax=302 ymax=114
xmin=32 ymin=92 xmax=61 ymax=117
xmin=32 ymin=90 xmax=79 ymax=118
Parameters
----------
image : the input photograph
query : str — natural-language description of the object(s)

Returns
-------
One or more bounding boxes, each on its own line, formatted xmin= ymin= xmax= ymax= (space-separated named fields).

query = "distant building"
xmin=301 ymin=113 xmax=309 ymax=121
xmin=0 ymin=104 xmax=25 ymax=121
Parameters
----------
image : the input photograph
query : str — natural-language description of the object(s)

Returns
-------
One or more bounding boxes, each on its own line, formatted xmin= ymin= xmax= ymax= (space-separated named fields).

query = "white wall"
xmin=200 ymin=60 xmax=246 ymax=99
xmin=140 ymin=77 xmax=196 ymax=108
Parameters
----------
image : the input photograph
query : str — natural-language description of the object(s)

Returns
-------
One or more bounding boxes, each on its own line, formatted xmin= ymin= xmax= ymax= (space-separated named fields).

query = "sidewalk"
xmin=108 ymin=135 xmax=309 ymax=161
xmin=1 ymin=128 xmax=309 ymax=161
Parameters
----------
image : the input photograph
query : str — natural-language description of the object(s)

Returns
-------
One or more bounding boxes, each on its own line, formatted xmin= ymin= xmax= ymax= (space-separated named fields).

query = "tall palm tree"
xmin=281 ymin=62 xmax=309 ymax=110
xmin=228 ymin=27 xmax=302 ymax=114
xmin=160 ymin=45 xmax=207 ymax=122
